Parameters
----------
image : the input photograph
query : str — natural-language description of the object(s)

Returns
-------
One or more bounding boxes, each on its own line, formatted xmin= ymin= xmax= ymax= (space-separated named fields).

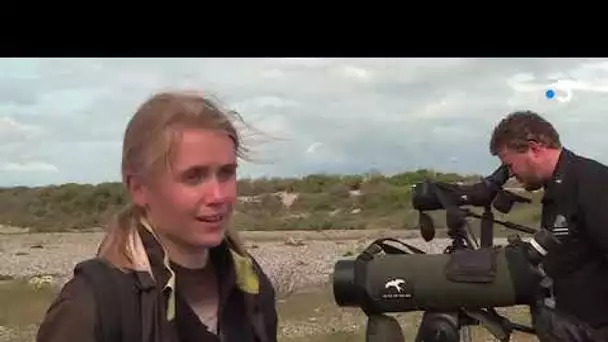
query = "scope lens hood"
xmin=332 ymin=259 xmax=360 ymax=307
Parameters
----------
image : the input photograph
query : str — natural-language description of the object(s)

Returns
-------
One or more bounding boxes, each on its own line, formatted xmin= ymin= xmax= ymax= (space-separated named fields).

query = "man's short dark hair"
xmin=489 ymin=110 xmax=562 ymax=156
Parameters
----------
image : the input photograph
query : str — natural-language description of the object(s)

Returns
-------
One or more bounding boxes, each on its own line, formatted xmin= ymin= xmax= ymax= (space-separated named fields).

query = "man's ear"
xmin=528 ymin=140 xmax=544 ymax=155
xmin=125 ymin=174 xmax=147 ymax=207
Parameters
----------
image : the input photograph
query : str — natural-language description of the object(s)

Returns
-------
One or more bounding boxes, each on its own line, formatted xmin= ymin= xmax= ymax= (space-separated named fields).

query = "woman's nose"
xmin=204 ymin=177 xmax=226 ymax=203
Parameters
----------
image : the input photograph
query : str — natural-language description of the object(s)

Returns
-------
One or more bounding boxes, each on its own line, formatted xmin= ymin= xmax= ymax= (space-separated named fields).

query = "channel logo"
xmin=545 ymin=80 xmax=573 ymax=103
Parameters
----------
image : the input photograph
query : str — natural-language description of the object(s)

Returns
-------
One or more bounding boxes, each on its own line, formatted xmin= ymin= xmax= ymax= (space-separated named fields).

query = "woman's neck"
xmin=161 ymin=237 xmax=210 ymax=269
xmin=139 ymin=215 xmax=210 ymax=269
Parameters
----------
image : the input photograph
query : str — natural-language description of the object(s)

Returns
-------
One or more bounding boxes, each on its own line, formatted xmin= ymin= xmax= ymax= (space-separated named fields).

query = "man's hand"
xmin=505 ymin=234 xmax=606 ymax=341
xmin=531 ymin=302 xmax=606 ymax=342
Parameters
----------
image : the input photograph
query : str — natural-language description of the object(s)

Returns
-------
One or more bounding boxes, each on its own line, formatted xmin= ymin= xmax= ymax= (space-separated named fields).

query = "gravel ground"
xmin=0 ymin=230 xmax=510 ymax=290
xmin=0 ymin=230 xmax=514 ymax=342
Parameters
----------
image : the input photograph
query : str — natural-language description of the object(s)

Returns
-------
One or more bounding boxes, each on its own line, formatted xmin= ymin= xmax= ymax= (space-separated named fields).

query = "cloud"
xmin=305 ymin=142 xmax=322 ymax=154
xmin=0 ymin=161 xmax=58 ymax=172
xmin=234 ymin=95 xmax=299 ymax=111
xmin=0 ymin=116 xmax=43 ymax=142
xmin=340 ymin=65 xmax=373 ymax=82
xmin=1 ymin=57 xmax=608 ymax=186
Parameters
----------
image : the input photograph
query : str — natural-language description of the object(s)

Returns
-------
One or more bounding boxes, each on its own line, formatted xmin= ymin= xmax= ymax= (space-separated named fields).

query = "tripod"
xmin=412 ymin=205 xmax=536 ymax=342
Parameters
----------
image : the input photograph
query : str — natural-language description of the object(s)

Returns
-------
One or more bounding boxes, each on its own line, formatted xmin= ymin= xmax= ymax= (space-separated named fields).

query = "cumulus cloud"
xmin=1 ymin=57 xmax=608 ymax=186
xmin=0 ymin=161 xmax=58 ymax=172
xmin=0 ymin=116 xmax=43 ymax=142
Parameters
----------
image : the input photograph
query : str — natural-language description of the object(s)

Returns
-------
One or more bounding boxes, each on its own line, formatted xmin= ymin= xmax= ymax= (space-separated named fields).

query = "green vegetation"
xmin=0 ymin=279 xmax=57 ymax=328
xmin=0 ymin=279 xmax=535 ymax=342
xmin=0 ymin=169 xmax=543 ymax=233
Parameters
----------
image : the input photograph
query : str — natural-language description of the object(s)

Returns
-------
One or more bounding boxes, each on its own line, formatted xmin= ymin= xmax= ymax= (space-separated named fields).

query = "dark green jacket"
xmin=36 ymin=225 xmax=278 ymax=342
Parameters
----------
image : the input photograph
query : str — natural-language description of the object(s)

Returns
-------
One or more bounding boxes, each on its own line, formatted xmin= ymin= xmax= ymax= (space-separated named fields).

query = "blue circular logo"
xmin=546 ymin=89 xmax=556 ymax=99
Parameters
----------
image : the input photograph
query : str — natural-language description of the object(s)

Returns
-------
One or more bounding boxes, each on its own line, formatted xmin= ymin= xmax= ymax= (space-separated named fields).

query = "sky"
xmin=1 ymin=57 xmax=608 ymax=187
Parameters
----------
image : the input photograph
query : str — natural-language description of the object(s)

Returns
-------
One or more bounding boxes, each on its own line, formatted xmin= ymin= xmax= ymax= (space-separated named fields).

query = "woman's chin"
xmin=189 ymin=229 xmax=226 ymax=248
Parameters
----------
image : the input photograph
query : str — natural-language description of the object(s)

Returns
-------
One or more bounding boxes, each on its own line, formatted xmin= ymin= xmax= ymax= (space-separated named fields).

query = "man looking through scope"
xmin=332 ymin=159 xmax=605 ymax=341
xmin=331 ymin=110 xmax=608 ymax=342
xmin=490 ymin=110 xmax=608 ymax=339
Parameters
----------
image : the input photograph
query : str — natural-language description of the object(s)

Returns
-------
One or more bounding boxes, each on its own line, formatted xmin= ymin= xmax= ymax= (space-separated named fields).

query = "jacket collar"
xmin=542 ymin=148 xmax=576 ymax=202
xmin=132 ymin=217 xmax=260 ymax=321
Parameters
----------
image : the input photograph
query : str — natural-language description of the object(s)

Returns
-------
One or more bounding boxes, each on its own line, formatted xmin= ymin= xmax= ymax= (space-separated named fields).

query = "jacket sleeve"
xmin=578 ymin=164 xmax=608 ymax=257
xmin=36 ymin=275 xmax=97 ymax=342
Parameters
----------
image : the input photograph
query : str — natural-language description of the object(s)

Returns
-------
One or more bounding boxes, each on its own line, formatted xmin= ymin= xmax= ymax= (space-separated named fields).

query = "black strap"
xmin=75 ymin=259 xmax=123 ymax=342
xmin=244 ymin=293 xmax=269 ymax=342
xmin=74 ymin=258 xmax=141 ymax=342
xmin=368 ymin=237 xmax=427 ymax=255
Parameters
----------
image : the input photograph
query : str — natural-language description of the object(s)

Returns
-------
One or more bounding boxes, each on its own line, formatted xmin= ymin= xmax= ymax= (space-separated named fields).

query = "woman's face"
xmin=132 ymin=128 xmax=238 ymax=250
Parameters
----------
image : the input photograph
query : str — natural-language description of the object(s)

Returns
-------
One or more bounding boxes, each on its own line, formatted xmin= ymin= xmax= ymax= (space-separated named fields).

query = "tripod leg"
xmin=414 ymin=312 xmax=461 ymax=342
xmin=365 ymin=314 xmax=404 ymax=342
xmin=459 ymin=326 xmax=472 ymax=342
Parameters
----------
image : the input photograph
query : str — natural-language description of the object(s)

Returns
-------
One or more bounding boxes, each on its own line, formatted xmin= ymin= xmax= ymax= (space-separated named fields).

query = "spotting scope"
xmin=331 ymin=165 xmax=558 ymax=342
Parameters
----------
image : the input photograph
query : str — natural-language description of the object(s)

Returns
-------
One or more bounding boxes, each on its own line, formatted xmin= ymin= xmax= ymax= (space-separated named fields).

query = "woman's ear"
xmin=125 ymin=174 xmax=148 ymax=207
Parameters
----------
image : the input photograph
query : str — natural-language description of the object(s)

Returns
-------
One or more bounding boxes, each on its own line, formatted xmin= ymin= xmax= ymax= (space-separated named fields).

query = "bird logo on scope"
xmin=385 ymin=278 xmax=406 ymax=293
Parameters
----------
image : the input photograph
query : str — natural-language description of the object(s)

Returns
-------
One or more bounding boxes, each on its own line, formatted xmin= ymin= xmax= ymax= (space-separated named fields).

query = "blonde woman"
xmin=36 ymin=92 xmax=278 ymax=342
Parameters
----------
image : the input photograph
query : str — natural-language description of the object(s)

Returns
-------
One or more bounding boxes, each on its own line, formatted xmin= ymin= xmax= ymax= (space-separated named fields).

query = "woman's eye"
xmin=183 ymin=170 xmax=206 ymax=184
xmin=180 ymin=165 xmax=236 ymax=185
xmin=217 ymin=165 xmax=237 ymax=182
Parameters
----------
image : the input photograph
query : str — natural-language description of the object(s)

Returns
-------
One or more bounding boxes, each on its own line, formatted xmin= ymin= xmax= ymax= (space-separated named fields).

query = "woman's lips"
xmin=196 ymin=214 xmax=224 ymax=223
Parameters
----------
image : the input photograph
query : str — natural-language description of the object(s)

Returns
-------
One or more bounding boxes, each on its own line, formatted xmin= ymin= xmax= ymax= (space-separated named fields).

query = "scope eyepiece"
xmin=484 ymin=164 xmax=510 ymax=190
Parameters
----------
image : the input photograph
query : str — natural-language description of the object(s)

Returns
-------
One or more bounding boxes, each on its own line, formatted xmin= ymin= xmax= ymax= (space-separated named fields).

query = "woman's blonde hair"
xmin=97 ymin=91 xmax=249 ymax=269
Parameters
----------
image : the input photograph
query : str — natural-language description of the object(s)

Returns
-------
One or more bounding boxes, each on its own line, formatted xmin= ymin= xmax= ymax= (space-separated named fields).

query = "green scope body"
xmin=332 ymin=239 xmax=550 ymax=314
